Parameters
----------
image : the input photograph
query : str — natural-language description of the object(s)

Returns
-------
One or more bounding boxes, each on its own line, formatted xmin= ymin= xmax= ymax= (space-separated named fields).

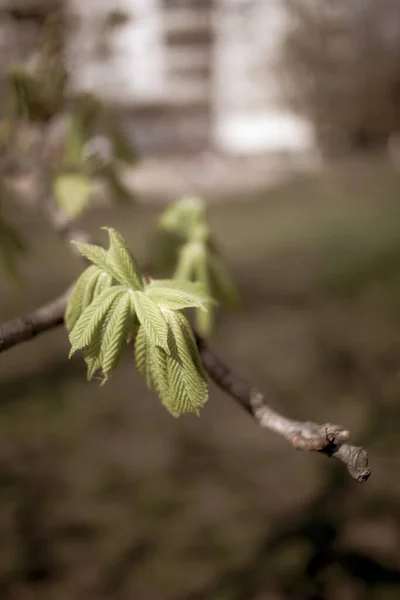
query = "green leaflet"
xmin=72 ymin=229 xmax=144 ymax=290
xmin=69 ymin=286 xmax=124 ymax=354
xmin=83 ymin=287 xmax=132 ymax=381
xmin=131 ymin=291 xmax=169 ymax=353
xmin=65 ymin=265 xmax=100 ymax=330
xmin=85 ymin=349 xmax=102 ymax=381
xmin=166 ymin=310 xmax=207 ymax=382
xmin=100 ymin=292 xmax=133 ymax=380
xmin=72 ymin=241 xmax=111 ymax=272
xmin=145 ymin=279 xmax=213 ymax=312
xmin=135 ymin=324 xmax=156 ymax=389
xmin=93 ymin=270 xmax=114 ymax=297
xmin=135 ymin=328 xmax=169 ymax=400
xmin=134 ymin=309 xmax=208 ymax=417
xmin=65 ymin=267 xmax=114 ymax=331
xmin=163 ymin=310 xmax=208 ymax=417
xmin=84 ymin=301 xmax=116 ymax=380
xmin=147 ymin=278 xmax=209 ymax=295
xmin=151 ymin=345 xmax=170 ymax=405
xmin=103 ymin=227 xmax=143 ymax=289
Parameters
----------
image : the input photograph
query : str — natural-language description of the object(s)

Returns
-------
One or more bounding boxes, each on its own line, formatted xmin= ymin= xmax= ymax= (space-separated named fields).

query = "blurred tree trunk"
xmin=281 ymin=0 xmax=400 ymax=158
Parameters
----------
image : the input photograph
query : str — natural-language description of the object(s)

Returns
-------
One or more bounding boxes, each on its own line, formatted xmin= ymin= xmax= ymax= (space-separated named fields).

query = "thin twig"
xmin=195 ymin=333 xmax=370 ymax=483
xmin=0 ymin=289 xmax=70 ymax=353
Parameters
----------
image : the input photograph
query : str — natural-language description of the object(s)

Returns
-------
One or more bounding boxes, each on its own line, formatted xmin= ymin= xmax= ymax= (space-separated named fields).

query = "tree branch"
xmin=0 ymin=292 xmax=371 ymax=482
xmin=0 ymin=289 xmax=70 ymax=353
xmin=0 ymin=192 xmax=370 ymax=482
xmin=195 ymin=333 xmax=371 ymax=484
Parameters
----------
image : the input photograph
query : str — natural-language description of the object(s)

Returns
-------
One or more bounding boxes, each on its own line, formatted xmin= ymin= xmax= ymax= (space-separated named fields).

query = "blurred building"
xmin=0 ymin=0 xmax=316 ymax=156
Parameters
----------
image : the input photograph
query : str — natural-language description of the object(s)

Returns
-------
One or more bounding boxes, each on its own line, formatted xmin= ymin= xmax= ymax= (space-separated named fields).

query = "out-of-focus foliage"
xmin=281 ymin=0 xmax=400 ymax=155
xmin=153 ymin=196 xmax=240 ymax=336
xmin=0 ymin=10 xmax=136 ymax=277
xmin=0 ymin=184 xmax=26 ymax=286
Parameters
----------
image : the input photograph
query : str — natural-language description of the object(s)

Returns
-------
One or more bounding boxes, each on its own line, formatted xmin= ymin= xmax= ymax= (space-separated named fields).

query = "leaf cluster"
xmin=153 ymin=196 xmax=240 ymax=336
xmin=66 ymin=228 xmax=212 ymax=417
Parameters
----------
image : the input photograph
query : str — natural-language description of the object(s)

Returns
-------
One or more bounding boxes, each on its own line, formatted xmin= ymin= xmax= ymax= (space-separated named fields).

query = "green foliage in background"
xmin=153 ymin=196 xmax=240 ymax=336
xmin=57 ymin=92 xmax=136 ymax=218
xmin=66 ymin=228 xmax=213 ymax=417
xmin=0 ymin=185 xmax=26 ymax=286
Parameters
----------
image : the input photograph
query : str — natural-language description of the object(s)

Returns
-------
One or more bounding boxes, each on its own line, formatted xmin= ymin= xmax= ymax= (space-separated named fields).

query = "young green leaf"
xmin=85 ymin=352 xmax=102 ymax=382
xmin=69 ymin=286 xmax=123 ymax=354
xmin=93 ymin=270 xmax=114 ymax=298
xmin=146 ymin=278 xmax=210 ymax=295
xmin=167 ymin=332 xmax=208 ymax=417
xmin=73 ymin=231 xmax=143 ymax=290
xmin=162 ymin=310 xmax=208 ymax=417
xmin=72 ymin=241 xmax=111 ymax=272
xmin=166 ymin=310 xmax=207 ymax=382
xmin=131 ymin=291 xmax=169 ymax=353
xmin=145 ymin=279 xmax=213 ymax=312
xmin=103 ymin=227 xmax=143 ymax=289
xmin=151 ymin=345 xmax=170 ymax=404
xmin=84 ymin=302 xmax=116 ymax=380
xmin=135 ymin=324 xmax=156 ymax=390
xmin=65 ymin=265 xmax=102 ymax=330
xmin=100 ymin=292 xmax=134 ymax=380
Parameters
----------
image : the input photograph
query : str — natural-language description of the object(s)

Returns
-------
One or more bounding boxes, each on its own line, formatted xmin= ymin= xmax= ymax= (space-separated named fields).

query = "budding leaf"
xmin=100 ymin=292 xmax=134 ymax=380
xmin=66 ymin=226 xmax=209 ymax=416
xmin=65 ymin=265 xmax=102 ymax=330
xmin=69 ymin=286 xmax=123 ymax=354
xmin=103 ymin=227 xmax=143 ymax=289
xmin=162 ymin=309 xmax=208 ymax=417
xmin=131 ymin=291 xmax=169 ymax=353
xmin=145 ymin=279 xmax=213 ymax=312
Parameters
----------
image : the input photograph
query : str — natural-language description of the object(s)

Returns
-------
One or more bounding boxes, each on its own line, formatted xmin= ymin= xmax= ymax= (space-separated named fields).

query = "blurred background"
xmin=1 ymin=1 xmax=400 ymax=598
